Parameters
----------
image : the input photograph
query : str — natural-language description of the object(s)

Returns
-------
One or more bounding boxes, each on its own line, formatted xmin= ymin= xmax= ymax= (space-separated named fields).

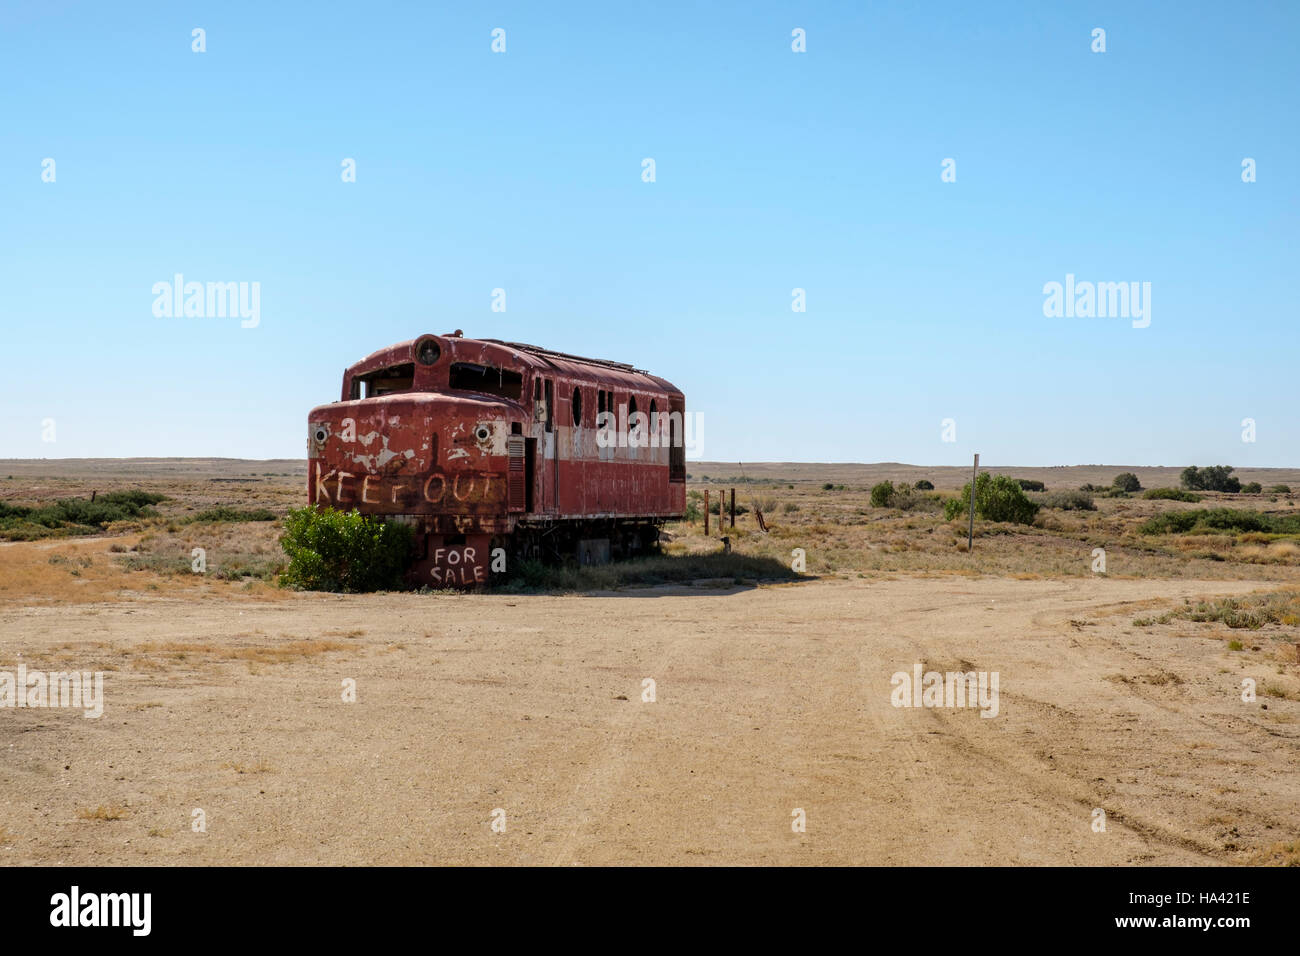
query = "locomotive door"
xmin=544 ymin=378 xmax=557 ymax=514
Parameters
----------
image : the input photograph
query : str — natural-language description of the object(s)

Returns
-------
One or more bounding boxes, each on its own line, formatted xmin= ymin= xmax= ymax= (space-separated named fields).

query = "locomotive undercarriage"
xmin=399 ymin=514 xmax=665 ymax=588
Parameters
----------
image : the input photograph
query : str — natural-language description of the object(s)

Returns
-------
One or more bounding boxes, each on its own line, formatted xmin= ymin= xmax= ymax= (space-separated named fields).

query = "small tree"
xmin=1113 ymin=472 xmax=1142 ymax=493
xmin=914 ymin=479 xmax=934 ymax=491
xmin=870 ymin=481 xmax=896 ymax=508
xmin=1240 ymin=482 xmax=1262 ymax=494
xmin=1181 ymin=465 xmax=1241 ymax=493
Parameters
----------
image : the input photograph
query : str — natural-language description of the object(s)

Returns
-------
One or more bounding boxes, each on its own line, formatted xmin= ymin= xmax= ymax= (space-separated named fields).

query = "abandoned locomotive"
xmin=307 ymin=332 xmax=687 ymax=585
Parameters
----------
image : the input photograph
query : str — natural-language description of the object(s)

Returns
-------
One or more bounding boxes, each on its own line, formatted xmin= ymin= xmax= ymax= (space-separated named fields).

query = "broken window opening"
xmin=353 ymin=363 xmax=415 ymax=399
xmin=448 ymin=362 xmax=523 ymax=399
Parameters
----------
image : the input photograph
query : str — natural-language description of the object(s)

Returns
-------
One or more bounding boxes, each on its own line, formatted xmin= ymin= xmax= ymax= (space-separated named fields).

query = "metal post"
xmin=730 ymin=488 xmax=735 ymax=528
xmin=967 ymin=453 xmax=979 ymax=551
xmin=704 ymin=489 xmax=709 ymax=535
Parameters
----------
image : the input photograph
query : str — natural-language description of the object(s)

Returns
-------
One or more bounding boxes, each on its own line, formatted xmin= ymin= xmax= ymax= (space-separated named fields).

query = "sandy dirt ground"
xmin=2 ymin=569 xmax=1296 ymax=866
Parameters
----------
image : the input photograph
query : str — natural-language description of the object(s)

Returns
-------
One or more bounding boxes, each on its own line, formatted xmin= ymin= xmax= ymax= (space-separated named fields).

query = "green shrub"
xmin=0 ymin=493 xmax=164 ymax=539
xmin=913 ymin=479 xmax=934 ymax=491
xmin=1034 ymin=490 xmax=1096 ymax=511
xmin=944 ymin=473 xmax=1039 ymax=525
xmin=870 ymin=481 xmax=896 ymax=508
xmin=1137 ymin=508 xmax=1300 ymax=536
xmin=279 ymin=506 xmax=414 ymax=592
xmin=1113 ymin=472 xmax=1142 ymax=493
xmin=822 ymin=482 xmax=834 ymax=491
xmin=1143 ymin=487 xmax=1202 ymax=502
xmin=1268 ymin=484 xmax=1291 ymax=494
xmin=1240 ymin=482 xmax=1263 ymax=494
xmin=1180 ymin=465 xmax=1241 ymax=493
xmin=190 ymin=506 xmax=277 ymax=522
xmin=1015 ymin=479 xmax=1045 ymax=492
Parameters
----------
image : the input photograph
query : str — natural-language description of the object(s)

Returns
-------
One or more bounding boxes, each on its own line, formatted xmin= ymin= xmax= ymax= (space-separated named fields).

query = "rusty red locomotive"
xmin=307 ymin=332 xmax=687 ymax=585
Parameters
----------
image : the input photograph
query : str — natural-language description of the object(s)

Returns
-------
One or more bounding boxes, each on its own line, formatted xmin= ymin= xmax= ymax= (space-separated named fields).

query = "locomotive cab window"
xmin=571 ymin=387 xmax=583 ymax=426
xmin=353 ymin=362 xmax=415 ymax=399
xmin=448 ymin=362 xmax=523 ymax=399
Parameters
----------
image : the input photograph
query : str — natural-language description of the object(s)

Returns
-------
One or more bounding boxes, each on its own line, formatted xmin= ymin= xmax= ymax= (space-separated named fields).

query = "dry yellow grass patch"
xmin=78 ymin=805 xmax=129 ymax=821
xmin=130 ymin=637 xmax=350 ymax=667
xmin=1249 ymin=841 xmax=1300 ymax=866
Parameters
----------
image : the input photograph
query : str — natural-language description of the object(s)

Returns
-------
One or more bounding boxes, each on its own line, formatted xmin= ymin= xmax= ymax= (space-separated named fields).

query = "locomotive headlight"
xmin=474 ymin=425 xmax=491 ymax=442
xmin=314 ymin=427 xmax=329 ymax=443
xmin=415 ymin=338 xmax=442 ymax=366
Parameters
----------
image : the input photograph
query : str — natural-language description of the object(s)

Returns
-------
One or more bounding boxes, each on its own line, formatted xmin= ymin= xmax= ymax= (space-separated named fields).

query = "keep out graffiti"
xmin=312 ymin=463 xmax=503 ymax=512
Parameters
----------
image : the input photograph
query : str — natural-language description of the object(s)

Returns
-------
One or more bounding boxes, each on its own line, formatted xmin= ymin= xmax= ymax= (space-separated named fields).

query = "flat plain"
xmin=1 ymin=459 xmax=1297 ymax=865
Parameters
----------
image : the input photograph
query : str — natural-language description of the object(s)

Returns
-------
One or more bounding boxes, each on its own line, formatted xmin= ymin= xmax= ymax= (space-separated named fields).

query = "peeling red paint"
xmin=307 ymin=334 xmax=686 ymax=587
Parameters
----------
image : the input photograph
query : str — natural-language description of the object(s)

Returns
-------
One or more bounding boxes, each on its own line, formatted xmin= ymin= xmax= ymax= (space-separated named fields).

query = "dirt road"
xmin=2 ymin=574 xmax=1296 ymax=865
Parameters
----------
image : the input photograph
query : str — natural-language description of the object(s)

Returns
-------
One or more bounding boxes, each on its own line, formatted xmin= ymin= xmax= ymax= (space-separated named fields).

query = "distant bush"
xmin=279 ymin=506 xmax=413 ymax=592
xmin=1143 ymin=487 xmax=1202 ymax=502
xmin=870 ymin=481 xmax=896 ymax=507
xmin=1240 ymin=482 xmax=1263 ymax=494
xmin=1034 ymin=490 xmax=1097 ymax=511
xmin=190 ymin=506 xmax=277 ymax=523
xmin=0 ymin=492 xmax=165 ymax=539
xmin=1181 ymin=465 xmax=1241 ymax=493
xmin=708 ymin=499 xmax=749 ymax=516
xmin=97 ymin=491 xmax=167 ymax=509
xmin=1015 ymin=479 xmax=1045 ymax=492
xmin=1138 ymin=508 xmax=1300 ymax=536
xmin=913 ymin=479 xmax=934 ymax=491
xmin=943 ymin=474 xmax=1039 ymax=525
xmin=1268 ymin=484 xmax=1291 ymax=494
xmin=1112 ymin=472 xmax=1142 ymax=493
xmin=822 ymin=482 xmax=835 ymax=491
xmin=782 ymin=502 xmax=800 ymax=513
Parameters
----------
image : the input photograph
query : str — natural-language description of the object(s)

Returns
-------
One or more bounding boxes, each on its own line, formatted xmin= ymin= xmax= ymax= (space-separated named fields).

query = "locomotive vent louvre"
xmin=507 ymin=435 xmax=526 ymax=512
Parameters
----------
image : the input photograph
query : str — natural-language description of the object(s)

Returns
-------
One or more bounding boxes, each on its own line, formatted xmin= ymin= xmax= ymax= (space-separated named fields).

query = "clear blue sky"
xmin=1 ymin=1 xmax=1295 ymax=465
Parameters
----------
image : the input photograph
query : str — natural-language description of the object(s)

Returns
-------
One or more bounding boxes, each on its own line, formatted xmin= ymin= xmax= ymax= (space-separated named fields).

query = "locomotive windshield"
xmin=448 ymin=362 xmax=523 ymax=399
xmin=352 ymin=363 xmax=414 ymax=398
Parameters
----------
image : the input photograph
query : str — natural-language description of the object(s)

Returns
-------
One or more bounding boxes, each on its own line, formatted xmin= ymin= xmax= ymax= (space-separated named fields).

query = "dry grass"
xmin=669 ymin=481 xmax=1300 ymax=582
xmin=131 ymin=637 xmax=350 ymax=667
xmin=1249 ymin=841 xmax=1300 ymax=866
xmin=77 ymin=805 xmax=130 ymax=821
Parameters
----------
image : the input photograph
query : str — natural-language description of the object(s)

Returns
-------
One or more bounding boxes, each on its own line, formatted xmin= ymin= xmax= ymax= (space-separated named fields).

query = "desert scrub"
xmin=188 ymin=506 xmax=277 ymax=523
xmin=1032 ymin=489 xmax=1097 ymax=511
xmin=1139 ymin=509 xmax=1300 ymax=536
xmin=279 ymin=506 xmax=413 ymax=592
xmin=1143 ymin=488 xmax=1202 ymax=502
xmin=0 ymin=491 xmax=166 ymax=540
xmin=943 ymin=474 xmax=1039 ymax=525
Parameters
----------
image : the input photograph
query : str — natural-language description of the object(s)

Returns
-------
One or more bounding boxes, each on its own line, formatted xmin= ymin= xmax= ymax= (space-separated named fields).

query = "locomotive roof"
xmin=349 ymin=334 xmax=681 ymax=395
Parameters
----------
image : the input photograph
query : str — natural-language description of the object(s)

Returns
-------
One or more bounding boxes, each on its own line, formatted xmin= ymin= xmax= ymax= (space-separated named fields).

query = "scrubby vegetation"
xmin=1143 ymin=487 xmax=1202 ymax=502
xmin=1113 ymin=472 xmax=1142 ymax=493
xmin=279 ymin=506 xmax=413 ymax=592
xmin=1014 ymin=479 xmax=1045 ymax=492
xmin=0 ymin=492 xmax=167 ymax=540
xmin=1032 ymin=489 xmax=1097 ymax=511
xmin=189 ymin=506 xmax=277 ymax=523
xmin=943 ymin=474 xmax=1039 ymax=525
xmin=1138 ymin=508 xmax=1300 ymax=536
xmin=1181 ymin=465 xmax=1241 ymax=493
